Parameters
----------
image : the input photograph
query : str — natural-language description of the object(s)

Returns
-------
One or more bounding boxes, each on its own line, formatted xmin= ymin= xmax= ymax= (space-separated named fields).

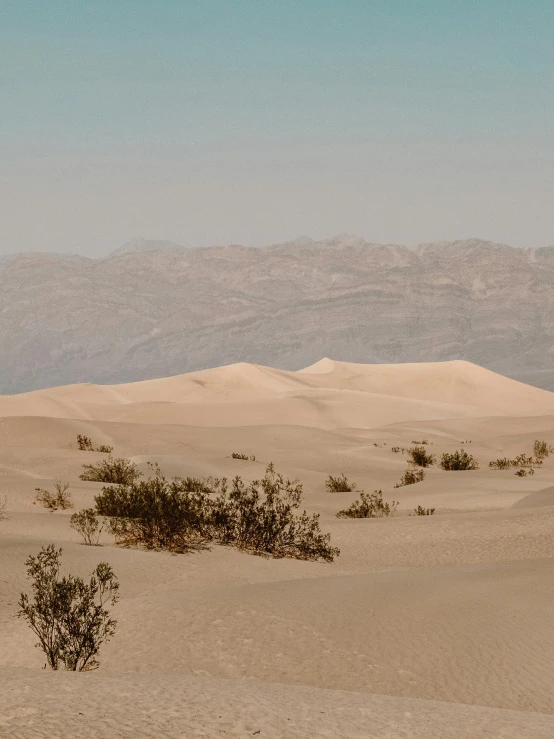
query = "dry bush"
xmin=230 ymin=452 xmax=255 ymax=461
xmin=515 ymin=468 xmax=535 ymax=477
xmin=17 ymin=545 xmax=118 ymax=671
xmin=76 ymin=435 xmax=113 ymax=454
xmin=440 ymin=450 xmax=479 ymax=471
xmin=35 ymin=481 xmax=72 ymax=511
xmin=95 ymin=463 xmax=339 ymax=562
xmin=411 ymin=439 xmax=431 ymax=445
xmin=0 ymin=496 xmax=6 ymax=520
xmin=337 ymin=490 xmax=398 ymax=518
xmin=395 ymin=468 xmax=425 ymax=487
xmin=77 ymin=434 xmax=93 ymax=451
xmin=414 ymin=505 xmax=435 ymax=515
xmin=80 ymin=458 xmax=141 ymax=485
xmin=70 ymin=509 xmax=104 ymax=545
xmin=325 ymin=474 xmax=357 ymax=493
xmin=408 ymin=446 xmax=435 ymax=467
xmin=489 ymin=452 xmax=540 ymax=470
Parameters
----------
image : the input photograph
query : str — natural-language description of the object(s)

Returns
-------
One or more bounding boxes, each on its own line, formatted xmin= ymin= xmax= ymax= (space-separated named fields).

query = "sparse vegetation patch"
xmin=34 ymin=481 xmax=72 ymax=511
xmin=408 ymin=446 xmax=436 ymax=467
xmin=230 ymin=452 xmax=256 ymax=461
xmin=414 ymin=505 xmax=435 ymax=516
xmin=337 ymin=490 xmax=398 ymax=518
xmin=80 ymin=457 xmax=142 ymax=485
xmin=440 ymin=450 xmax=479 ymax=471
xmin=325 ymin=474 xmax=357 ymax=493
xmin=95 ymin=463 xmax=339 ymax=562
xmin=395 ymin=468 xmax=425 ymax=487
xmin=76 ymin=435 xmax=113 ymax=454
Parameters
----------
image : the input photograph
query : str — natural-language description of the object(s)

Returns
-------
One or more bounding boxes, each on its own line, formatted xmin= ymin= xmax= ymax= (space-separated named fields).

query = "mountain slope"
xmin=0 ymin=238 xmax=553 ymax=393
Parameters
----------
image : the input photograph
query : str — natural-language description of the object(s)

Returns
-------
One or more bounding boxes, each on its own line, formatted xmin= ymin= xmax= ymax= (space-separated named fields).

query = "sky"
xmin=1 ymin=0 xmax=553 ymax=256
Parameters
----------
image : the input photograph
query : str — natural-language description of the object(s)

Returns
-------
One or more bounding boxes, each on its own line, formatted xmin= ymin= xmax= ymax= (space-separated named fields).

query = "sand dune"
xmin=1 ymin=359 xmax=554 ymax=737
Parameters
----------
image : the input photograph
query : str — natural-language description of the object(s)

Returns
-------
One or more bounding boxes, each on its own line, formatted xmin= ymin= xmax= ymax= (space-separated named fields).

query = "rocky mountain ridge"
xmin=1 ymin=237 xmax=553 ymax=394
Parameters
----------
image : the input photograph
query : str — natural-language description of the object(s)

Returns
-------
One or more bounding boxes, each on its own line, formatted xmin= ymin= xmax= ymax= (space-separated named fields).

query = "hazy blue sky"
xmin=1 ymin=1 xmax=553 ymax=255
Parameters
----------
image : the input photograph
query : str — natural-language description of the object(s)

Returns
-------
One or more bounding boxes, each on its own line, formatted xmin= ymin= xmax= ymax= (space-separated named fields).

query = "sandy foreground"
xmin=1 ymin=358 xmax=554 ymax=738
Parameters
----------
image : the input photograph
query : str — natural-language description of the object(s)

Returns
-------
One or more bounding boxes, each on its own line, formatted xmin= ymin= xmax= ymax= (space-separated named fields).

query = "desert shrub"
xmin=411 ymin=439 xmax=431 ymax=445
xmin=70 ymin=509 xmax=104 ymax=546
xmin=211 ymin=465 xmax=339 ymax=561
xmin=35 ymin=481 xmax=72 ymax=511
xmin=414 ymin=505 xmax=435 ymax=515
xmin=76 ymin=435 xmax=113 ymax=454
xmin=230 ymin=452 xmax=255 ymax=461
xmin=325 ymin=474 xmax=357 ymax=493
xmin=337 ymin=490 xmax=398 ymax=518
xmin=515 ymin=468 xmax=535 ymax=477
xmin=489 ymin=452 xmax=541 ymax=470
xmin=95 ymin=468 xmax=218 ymax=552
xmin=408 ymin=446 xmax=436 ymax=467
xmin=0 ymin=496 xmax=6 ymax=519
xmin=395 ymin=468 xmax=425 ymax=487
xmin=17 ymin=545 xmax=118 ymax=671
xmin=440 ymin=450 xmax=479 ymax=471
xmin=77 ymin=434 xmax=93 ymax=451
xmin=96 ymin=463 xmax=339 ymax=562
xmin=391 ymin=447 xmax=401 ymax=453
xmin=80 ymin=457 xmax=141 ymax=485
xmin=489 ymin=457 xmax=511 ymax=470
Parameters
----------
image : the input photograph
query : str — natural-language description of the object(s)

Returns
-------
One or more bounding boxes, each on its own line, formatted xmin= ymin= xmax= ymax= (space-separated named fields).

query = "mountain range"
xmin=1 ymin=235 xmax=553 ymax=394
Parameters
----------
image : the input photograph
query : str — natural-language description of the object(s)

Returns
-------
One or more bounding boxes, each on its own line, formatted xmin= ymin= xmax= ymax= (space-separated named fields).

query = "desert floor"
xmin=1 ymin=358 xmax=554 ymax=738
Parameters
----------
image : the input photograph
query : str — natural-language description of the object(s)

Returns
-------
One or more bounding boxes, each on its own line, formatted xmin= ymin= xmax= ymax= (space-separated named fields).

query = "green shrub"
xmin=336 ymin=490 xmax=398 ymax=518
xmin=70 ymin=509 xmax=104 ymax=546
xmin=80 ymin=457 xmax=142 ymax=485
xmin=95 ymin=463 xmax=339 ymax=562
xmin=440 ymin=450 xmax=479 ymax=470
xmin=408 ymin=446 xmax=435 ymax=467
xmin=414 ymin=505 xmax=435 ymax=515
xmin=395 ymin=468 xmax=425 ymax=487
xmin=35 ymin=481 xmax=72 ymax=511
xmin=325 ymin=474 xmax=357 ymax=493
xmin=17 ymin=545 xmax=118 ymax=671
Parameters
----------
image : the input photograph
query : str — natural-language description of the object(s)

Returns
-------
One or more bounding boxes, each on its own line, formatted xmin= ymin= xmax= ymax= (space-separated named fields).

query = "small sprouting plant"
xmin=70 ymin=509 xmax=104 ymax=546
xmin=17 ymin=545 xmax=119 ymax=671
xmin=337 ymin=490 xmax=398 ymax=518
xmin=325 ymin=474 xmax=357 ymax=493
xmin=440 ymin=450 xmax=479 ymax=471
xmin=35 ymin=481 xmax=72 ymax=511
xmin=395 ymin=468 xmax=425 ymax=487
xmin=414 ymin=505 xmax=435 ymax=515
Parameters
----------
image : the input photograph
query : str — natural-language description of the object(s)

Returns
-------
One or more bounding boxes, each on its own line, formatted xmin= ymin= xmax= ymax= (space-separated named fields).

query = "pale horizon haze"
xmin=1 ymin=1 xmax=553 ymax=256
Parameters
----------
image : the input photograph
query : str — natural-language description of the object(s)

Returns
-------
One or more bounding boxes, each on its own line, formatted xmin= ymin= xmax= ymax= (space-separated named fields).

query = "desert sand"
xmin=1 ymin=358 xmax=554 ymax=738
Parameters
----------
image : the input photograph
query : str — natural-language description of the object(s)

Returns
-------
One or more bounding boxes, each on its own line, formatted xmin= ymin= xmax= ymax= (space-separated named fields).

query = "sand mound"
xmin=1 ymin=358 xmax=554 ymax=736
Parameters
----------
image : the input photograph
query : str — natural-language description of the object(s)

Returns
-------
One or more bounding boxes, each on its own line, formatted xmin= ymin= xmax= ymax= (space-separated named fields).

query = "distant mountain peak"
xmin=108 ymin=237 xmax=187 ymax=258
